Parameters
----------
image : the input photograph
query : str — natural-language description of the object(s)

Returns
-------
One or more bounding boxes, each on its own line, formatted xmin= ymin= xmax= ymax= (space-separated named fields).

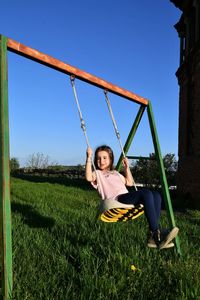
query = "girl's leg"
xmin=118 ymin=190 xmax=179 ymax=249
xmin=118 ymin=189 xmax=160 ymax=232
xmin=151 ymin=190 xmax=162 ymax=222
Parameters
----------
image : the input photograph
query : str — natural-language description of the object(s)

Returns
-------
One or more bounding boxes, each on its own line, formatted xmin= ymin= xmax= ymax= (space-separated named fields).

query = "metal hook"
xmin=70 ymin=75 xmax=75 ymax=83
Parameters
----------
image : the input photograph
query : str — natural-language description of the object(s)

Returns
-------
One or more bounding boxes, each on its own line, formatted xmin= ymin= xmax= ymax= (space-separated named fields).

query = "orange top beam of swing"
xmin=5 ymin=37 xmax=148 ymax=106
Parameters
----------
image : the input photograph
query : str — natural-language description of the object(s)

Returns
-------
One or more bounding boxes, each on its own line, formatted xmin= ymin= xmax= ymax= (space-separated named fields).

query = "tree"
xmin=163 ymin=153 xmax=178 ymax=186
xmin=131 ymin=153 xmax=178 ymax=187
xmin=163 ymin=153 xmax=178 ymax=172
xmin=131 ymin=154 xmax=159 ymax=187
xmin=25 ymin=152 xmax=53 ymax=169
xmin=10 ymin=157 xmax=20 ymax=173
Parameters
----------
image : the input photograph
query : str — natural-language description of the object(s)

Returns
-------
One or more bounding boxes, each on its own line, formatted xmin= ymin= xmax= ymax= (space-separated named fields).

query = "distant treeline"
xmin=12 ymin=166 xmax=85 ymax=179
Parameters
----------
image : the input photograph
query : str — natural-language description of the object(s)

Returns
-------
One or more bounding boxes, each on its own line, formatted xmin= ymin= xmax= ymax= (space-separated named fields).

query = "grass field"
xmin=10 ymin=177 xmax=200 ymax=299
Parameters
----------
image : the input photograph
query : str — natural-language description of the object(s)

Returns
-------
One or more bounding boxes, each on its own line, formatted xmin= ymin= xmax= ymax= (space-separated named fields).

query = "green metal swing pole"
xmin=116 ymin=104 xmax=146 ymax=171
xmin=0 ymin=35 xmax=13 ymax=299
xmin=147 ymin=101 xmax=181 ymax=255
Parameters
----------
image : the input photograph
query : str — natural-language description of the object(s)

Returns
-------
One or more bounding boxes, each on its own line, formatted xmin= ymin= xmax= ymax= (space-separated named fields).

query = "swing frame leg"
xmin=116 ymin=101 xmax=181 ymax=255
xmin=147 ymin=102 xmax=181 ymax=255
xmin=116 ymin=104 xmax=146 ymax=171
xmin=0 ymin=35 xmax=13 ymax=299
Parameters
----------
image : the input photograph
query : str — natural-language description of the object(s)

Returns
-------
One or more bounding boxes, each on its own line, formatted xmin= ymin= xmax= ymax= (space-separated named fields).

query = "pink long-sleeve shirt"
xmin=91 ymin=169 xmax=129 ymax=200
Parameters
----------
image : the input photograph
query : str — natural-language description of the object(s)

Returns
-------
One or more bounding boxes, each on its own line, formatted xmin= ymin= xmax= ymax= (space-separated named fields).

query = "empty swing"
xmin=70 ymin=76 xmax=144 ymax=222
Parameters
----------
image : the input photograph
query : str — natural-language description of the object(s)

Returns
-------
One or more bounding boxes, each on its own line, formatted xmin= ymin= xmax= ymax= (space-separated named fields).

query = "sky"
xmin=0 ymin=0 xmax=181 ymax=166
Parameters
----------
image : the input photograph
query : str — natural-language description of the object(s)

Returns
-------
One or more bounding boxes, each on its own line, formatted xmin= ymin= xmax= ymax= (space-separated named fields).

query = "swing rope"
xmin=70 ymin=75 xmax=107 ymax=199
xmin=70 ymin=75 xmax=90 ymax=148
xmin=104 ymin=90 xmax=137 ymax=191
xmin=104 ymin=90 xmax=125 ymax=157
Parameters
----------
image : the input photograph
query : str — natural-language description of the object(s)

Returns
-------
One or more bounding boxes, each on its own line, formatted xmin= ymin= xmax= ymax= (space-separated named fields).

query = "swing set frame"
xmin=0 ymin=35 xmax=181 ymax=300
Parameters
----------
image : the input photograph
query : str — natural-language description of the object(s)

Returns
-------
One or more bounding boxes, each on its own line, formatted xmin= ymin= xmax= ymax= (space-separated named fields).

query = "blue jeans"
xmin=118 ymin=189 xmax=161 ymax=232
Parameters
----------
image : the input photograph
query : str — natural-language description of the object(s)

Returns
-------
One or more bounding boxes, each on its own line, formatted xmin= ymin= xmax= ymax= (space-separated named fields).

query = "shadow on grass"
xmin=12 ymin=202 xmax=55 ymax=229
xmin=12 ymin=174 xmax=92 ymax=191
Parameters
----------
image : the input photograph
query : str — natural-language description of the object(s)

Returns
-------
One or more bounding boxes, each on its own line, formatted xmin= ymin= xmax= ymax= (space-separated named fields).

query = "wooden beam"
xmin=3 ymin=37 xmax=148 ymax=106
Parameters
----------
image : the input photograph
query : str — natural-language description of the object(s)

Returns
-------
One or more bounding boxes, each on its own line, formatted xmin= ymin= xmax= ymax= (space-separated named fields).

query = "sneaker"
xmin=159 ymin=227 xmax=179 ymax=250
xmin=147 ymin=232 xmax=174 ymax=249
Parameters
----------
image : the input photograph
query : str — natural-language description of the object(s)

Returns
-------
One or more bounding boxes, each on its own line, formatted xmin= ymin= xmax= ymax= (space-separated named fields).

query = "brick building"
xmin=171 ymin=0 xmax=200 ymax=208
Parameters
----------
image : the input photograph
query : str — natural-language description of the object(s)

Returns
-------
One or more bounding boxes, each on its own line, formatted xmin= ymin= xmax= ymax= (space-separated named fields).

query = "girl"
xmin=85 ymin=145 xmax=179 ymax=250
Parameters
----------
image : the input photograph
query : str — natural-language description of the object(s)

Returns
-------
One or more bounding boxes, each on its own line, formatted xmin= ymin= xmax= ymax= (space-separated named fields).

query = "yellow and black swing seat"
xmin=100 ymin=204 xmax=144 ymax=223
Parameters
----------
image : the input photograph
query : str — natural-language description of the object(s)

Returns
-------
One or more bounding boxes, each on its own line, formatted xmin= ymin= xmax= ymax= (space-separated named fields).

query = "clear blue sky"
xmin=1 ymin=0 xmax=181 ymax=166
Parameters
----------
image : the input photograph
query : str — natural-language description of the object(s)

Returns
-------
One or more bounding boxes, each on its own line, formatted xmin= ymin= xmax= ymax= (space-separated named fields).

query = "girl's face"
xmin=96 ymin=150 xmax=111 ymax=171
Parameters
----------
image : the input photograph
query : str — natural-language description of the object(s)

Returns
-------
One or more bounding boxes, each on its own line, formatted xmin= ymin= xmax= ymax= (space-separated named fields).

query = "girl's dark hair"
xmin=94 ymin=145 xmax=114 ymax=170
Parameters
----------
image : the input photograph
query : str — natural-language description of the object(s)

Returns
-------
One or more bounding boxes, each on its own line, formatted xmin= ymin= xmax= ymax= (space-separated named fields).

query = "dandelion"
xmin=131 ymin=264 xmax=137 ymax=271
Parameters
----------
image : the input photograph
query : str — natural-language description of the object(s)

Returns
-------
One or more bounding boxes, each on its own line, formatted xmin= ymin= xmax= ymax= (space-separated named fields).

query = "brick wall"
xmin=176 ymin=44 xmax=200 ymax=208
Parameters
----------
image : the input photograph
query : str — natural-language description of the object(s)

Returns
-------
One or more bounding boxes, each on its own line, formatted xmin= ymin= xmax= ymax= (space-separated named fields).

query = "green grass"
xmin=10 ymin=177 xmax=200 ymax=299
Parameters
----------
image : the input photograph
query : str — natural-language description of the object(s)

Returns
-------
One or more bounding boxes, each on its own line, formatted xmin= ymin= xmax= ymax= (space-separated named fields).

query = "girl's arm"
xmin=85 ymin=147 xmax=95 ymax=182
xmin=122 ymin=157 xmax=134 ymax=186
